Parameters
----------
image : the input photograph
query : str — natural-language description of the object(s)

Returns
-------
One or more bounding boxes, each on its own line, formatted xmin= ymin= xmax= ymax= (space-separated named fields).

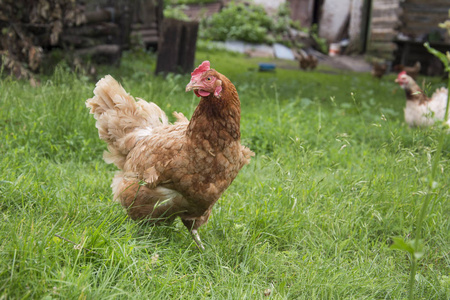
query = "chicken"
xmin=295 ymin=49 xmax=318 ymax=71
xmin=86 ymin=61 xmax=254 ymax=249
xmin=371 ymin=62 xmax=387 ymax=79
xmin=393 ymin=61 xmax=421 ymax=79
xmin=395 ymin=71 xmax=449 ymax=127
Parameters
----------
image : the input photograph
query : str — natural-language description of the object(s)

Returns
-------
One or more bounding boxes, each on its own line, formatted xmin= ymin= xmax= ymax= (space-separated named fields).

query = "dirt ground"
xmin=320 ymin=55 xmax=372 ymax=72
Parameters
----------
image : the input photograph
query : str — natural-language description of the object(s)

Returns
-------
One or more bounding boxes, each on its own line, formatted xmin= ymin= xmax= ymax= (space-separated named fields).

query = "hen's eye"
xmin=206 ymin=77 xmax=211 ymax=81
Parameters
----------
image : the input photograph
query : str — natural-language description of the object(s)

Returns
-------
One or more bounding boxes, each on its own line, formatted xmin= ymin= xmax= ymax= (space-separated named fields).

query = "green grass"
xmin=1 ymin=49 xmax=449 ymax=299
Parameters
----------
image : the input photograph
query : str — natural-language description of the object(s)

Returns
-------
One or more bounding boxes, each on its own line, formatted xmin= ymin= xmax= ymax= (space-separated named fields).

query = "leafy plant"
xmin=200 ymin=2 xmax=273 ymax=44
xmin=165 ymin=0 xmax=216 ymax=4
xmin=200 ymin=2 xmax=327 ymax=52
xmin=163 ymin=4 xmax=191 ymax=21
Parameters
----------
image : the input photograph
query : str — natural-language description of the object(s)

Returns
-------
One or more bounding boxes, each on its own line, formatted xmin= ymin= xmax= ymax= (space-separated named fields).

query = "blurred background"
xmin=1 ymin=0 xmax=449 ymax=80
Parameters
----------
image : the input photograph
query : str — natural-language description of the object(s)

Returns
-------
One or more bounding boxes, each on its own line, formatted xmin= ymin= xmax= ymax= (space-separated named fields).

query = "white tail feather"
xmin=86 ymin=75 xmax=168 ymax=169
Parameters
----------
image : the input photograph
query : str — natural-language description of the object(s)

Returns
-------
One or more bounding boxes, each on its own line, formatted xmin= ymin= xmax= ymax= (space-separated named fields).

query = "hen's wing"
xmin=428 ymin=87 xmax=449 ymax=121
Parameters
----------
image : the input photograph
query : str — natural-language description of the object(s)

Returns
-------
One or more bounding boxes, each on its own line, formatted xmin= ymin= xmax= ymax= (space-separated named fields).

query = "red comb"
xmin=191 ymin=61 xmax=210 ymax=77
xmin=398 ymin=71 xmax=407 ymax=77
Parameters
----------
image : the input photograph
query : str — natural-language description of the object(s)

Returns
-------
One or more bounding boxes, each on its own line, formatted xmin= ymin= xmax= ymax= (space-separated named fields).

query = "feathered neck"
xmin=404 ymin=81 xmax=429 ymax=104
xmin=187 ymin=75 xmax=241 ymax=145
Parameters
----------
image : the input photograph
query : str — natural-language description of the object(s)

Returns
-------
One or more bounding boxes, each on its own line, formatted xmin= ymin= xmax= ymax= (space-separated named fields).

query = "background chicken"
xmin=86 ymin=61 xmax=254 ymax=249
xmin=371 ymin=62 xmax=387 ymax=79
xmin=395 ymin=71 xmax=449 ymax=127
xmin=295 ymin=49 xmax=318 ymax=71
xmin=393 ymin=61 xmax=421 ymax=79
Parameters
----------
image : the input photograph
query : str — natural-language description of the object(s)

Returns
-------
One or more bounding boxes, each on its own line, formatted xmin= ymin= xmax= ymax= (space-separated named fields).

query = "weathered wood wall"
xmin=130 ymin=0 xmax=163 ymax=48
xmin=347 ymin=0 xmax=369 ymax=53
xmin=395 ymin=0 xmax=450 ymax=76
xmin=367 ymin=0 xmax=449 ymax=70
xmin=400 ymin=0 xmax=449 ymax=40
xmin=318 ymin=0 xmax=352 ymax=43
xmin=365 ymin=0 xmax=401 ymax=60
xmin=288 ymin=0 xmax=314 ymax=28
xmin=77 ymin=0 xmax=163 ymax=49
xmin=65 ymin=3 xmax=130 ymax=65
xmin=155 ymin=18 xmax=199 ymax=74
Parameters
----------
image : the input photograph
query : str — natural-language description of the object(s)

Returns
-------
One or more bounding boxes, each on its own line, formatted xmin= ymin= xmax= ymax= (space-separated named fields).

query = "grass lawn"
xmin=1 ymin=49 xmax=449 ymax=299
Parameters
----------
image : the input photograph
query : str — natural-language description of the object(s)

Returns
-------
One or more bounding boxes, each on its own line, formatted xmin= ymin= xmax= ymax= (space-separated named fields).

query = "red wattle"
xmin=198 ymin=90 xmax=211 ymax=97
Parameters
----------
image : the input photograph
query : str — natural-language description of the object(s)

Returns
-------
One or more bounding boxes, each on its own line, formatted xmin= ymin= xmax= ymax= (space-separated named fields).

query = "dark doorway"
xmin=361 ymin=0 xmax=372 ymax=53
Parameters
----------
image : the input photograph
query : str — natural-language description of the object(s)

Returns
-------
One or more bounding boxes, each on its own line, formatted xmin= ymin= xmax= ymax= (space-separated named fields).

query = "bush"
xmin=200 ymin=2 xmax=275 ymax=44
xmin=165 ymin=0 xmax=216 ymax=4
xmin=163 ymin=4 xmax=191 ymax=21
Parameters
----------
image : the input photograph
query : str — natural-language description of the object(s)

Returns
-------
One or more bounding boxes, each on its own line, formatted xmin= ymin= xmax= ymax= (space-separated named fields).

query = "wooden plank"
xmin=402 ymin=26 xmax=447 ymax=36
xmin=131 ymin=0 xmax=162 ymax=26
xmin=347 ymin=0 xmax=364 ymax=53
xmin=371 ymin=23 xmax=401 ymax=30
xmin=84 ymin=9 xmax=113 ymax=24
xmin=368 ymin=0 xmax=401 ymax=59
xmin=402 ymin=12 xmax=449 ymax=24
xmin=288 ymin=0 xmax=314 ymax=28
xmin=155 ymin=18 xmax=183 ymax=74
xmin=155 ymin=18 xmax=199 ymax=74
xmin=75 ymin=44 xmax=122 ymax=64
xmin=177 ymin=21 xmax=199 ymax=73
xmin=406 ymin=0 xmax=449 ymax=4
xmin=131 ymin=23 xmax=158 ymax=30
xmin=371 ymin=3 xmax=399 ymax=10
xmin=371 ymin=10 xmax=400 ymax=19
xmin=371 ymin=28 xmax=397 ymax=34
xmin=131 ymin=29 xmax=158 ymax=36
xmin=61 ymin=35 xmax=109 ymax=48
xmin=65 ymin=23 xmax=119 ymax=37
xmin=402 ymin=3 xmax=450 ymax=13
xmin=368 ymin=41 xmax=398 ymax=51
xmin=142 ymin=36 xmax=159 ymax=43
xmin=370 ymin=32 xmax=397 ymax=42
xmin=130 ymin=0 xmax=162 ymax=47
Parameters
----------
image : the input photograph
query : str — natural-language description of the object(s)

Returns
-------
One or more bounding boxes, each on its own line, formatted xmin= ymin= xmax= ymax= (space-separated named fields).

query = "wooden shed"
xmin=130 ymin=0 xmax=164 ymax=48
xmin=392 ymin=0 xmax=450 ymax=75
xmin=366 ymin=0 xmax=449 ymax=62
xmin=287 ymin=0 xmax=449 ymax=74
xmin=81 ymin=0 xmax=163 ymax=49
xmin=365 ymin=0 xmax=401 ymax=61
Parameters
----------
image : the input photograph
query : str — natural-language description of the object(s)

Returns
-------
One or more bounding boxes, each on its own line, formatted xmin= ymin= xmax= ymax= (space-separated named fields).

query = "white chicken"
xmin=395 ymin=71 xmax=449 ymax=127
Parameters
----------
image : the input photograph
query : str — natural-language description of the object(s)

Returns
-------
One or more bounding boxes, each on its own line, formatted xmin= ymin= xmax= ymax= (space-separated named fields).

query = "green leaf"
xmin=424 ymin=42 xmax=450 ymax=71
xmin=410 ymin=239 xmax=425 ymax=259
xmin=390 ymin=237 xmax=414 ymax=255
xmin=390 ymin=238 xmax=425 ymax=260
xmin=0 ymin=180 xmax=13 ymax=184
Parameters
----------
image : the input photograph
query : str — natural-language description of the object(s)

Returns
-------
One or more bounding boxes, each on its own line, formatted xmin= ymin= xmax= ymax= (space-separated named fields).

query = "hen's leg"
xmin=181 ymin=219 xmax=205 ymax=251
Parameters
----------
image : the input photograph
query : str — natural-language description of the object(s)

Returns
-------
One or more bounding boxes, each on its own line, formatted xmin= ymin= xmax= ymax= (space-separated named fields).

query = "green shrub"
xmin=200 ymin=2 xmax=273 ymax=44
xmin=163 ymin=4 xmax=191 ymax=21
xmin=199 ymin=2 xmax=326 ymax=52
xmin=165 ymin=0 xmax=216 ymax=4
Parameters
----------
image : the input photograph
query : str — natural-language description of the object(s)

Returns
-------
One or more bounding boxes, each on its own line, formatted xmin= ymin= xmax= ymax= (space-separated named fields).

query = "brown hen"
xmin=393 ymin=61 xmax=421 ymax=79
xmin=371 ymin=62 xmax=387 ymax=79
xmin=86 ymin=61 xmax=254 ymax=249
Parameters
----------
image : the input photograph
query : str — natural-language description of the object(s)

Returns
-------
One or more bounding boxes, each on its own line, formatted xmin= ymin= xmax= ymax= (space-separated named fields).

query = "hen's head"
xmin=395 ymin=71 xmax=413 ymax=88
xmin=185 ymin=61 xmax=223 ymax=98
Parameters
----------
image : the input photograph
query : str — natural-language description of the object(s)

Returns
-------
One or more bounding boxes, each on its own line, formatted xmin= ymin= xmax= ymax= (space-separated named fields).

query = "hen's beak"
xmin=186 ymin=81 xmax=199 ymax=92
